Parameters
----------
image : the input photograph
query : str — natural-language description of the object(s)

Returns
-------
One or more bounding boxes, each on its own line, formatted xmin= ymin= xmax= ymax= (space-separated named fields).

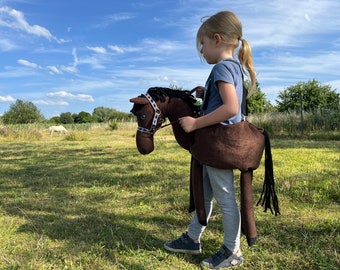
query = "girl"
xmin=164 ymin=10 xmax=256 ymax=269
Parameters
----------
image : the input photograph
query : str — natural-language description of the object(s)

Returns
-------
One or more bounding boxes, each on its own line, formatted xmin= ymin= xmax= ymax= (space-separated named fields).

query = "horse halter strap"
xmin=137 ymin=93 xmax=162 ymax=134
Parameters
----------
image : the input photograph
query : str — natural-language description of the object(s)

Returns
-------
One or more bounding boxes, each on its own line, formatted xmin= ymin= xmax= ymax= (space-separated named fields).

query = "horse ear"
xmin=130 ymin=97 xmax=149 ymax=105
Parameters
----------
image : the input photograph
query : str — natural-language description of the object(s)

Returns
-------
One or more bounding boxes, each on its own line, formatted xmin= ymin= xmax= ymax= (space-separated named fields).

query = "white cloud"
xmin=325 ymin=79 xmax=340 ymax=91
xmin=87 ymin=46 xmax=107 ymax=54
xmin=18 ymin=60 xmax=65 ymax=75
xmin=0 ymin=38 xmax=18 ymax=51
xmin=61 ymin=65 xmax=77 ymax=73
xmin=61 ymin=48 xmax=78 ymax=73
xmin=109 ymin=45 xmax=141 ymax=54
xmin=76 ymin=94 xmax=95 ymax=101
xmin=157 ymin=76 xmax=169 ymax=82
xmin=57 ymin=38 xmax=71 ymax=44
xmin=0 ymin=95 xmax=15 ymax=102
xmin=17 ymin=59 xmax=39 ymax=68
xmin=47 ymin=91 xmax=73 ymax=98
xmin=0 ymin=6 xmax=53 ymax=40
xmin=141 ymin=38 xmax=188 ymax=54
xmin=78 ymin=55 xmax=106 ymax=69
xmin=93 ymin=12 xmax=135 ymax=28
xmin=34 ymin=100 xmax=68 ymax=106
xmin=46 ymin=66 xmax=62 ymax=74
xmin=108 ymin=45 xmax=125 ymax=53
xmin=47 ymin=91 xmax=94 ymax=102
xmin=108 ymin=13 xmax=135 ymax=22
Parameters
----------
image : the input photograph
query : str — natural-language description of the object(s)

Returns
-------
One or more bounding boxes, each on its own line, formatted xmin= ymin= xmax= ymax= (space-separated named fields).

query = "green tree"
xmin=108 ymin=109 xmax=131 ymax=121
xmin=276 ymin=79 xmax=340 ymax=112
xmin=245 ymin=80 xmax=272 ymax=114
xmin=60 ymin=112 xmax=74 ymax=124
xmin=2 ymin=99 xmax=44 ymax=124
xmin=49 ymin=116 xmax=61 ymax=124
xmin=74 ymin=111 xmax=95 ymax=123
xmin=93 ymin=107 xmax=114 ymax=122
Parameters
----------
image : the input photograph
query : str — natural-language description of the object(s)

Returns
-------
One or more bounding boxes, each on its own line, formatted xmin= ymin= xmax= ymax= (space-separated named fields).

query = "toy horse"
xmin=130 ymin=87 xmax=280 ymax=246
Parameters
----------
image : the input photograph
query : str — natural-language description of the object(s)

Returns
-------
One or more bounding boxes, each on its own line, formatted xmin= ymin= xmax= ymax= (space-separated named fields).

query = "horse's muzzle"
xmin=136 ymin=132 xmax=154 ymax=155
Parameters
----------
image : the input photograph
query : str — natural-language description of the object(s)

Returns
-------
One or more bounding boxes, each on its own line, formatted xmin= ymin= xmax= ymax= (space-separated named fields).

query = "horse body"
xmin=49 ymin=125 xmax=68 ymax=136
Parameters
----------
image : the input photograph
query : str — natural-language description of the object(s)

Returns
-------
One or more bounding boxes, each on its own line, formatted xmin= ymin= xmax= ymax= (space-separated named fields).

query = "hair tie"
xmin=239 ymin=37 xmax=243 ymax=42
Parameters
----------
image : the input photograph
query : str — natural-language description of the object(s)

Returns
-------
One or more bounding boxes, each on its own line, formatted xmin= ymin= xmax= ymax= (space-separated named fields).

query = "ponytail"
xmin=238 ymin=38 xmax=257 ymax=94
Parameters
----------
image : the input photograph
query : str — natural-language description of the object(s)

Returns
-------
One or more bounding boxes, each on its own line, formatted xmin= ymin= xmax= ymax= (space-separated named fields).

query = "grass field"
xmin=0 ymin=124 xmax=339 ymax=269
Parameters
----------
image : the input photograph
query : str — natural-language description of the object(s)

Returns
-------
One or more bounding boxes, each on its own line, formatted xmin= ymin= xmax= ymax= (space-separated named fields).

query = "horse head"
xmin=130 ymin=92 xmax=165 ymax=154
xmin=130 ymin=87 xmax=200 ymax=155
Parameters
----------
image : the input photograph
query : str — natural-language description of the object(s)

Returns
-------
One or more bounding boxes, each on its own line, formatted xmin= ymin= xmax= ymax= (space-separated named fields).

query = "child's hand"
xmin=192 ymin=86 xmax=205 ymax=99
xmin=179 ymin=116 xmax=197 ymax=133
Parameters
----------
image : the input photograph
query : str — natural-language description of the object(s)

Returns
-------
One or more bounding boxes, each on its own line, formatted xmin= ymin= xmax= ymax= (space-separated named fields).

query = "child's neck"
xmin=217 ymin=50 xmax=234 ymax=62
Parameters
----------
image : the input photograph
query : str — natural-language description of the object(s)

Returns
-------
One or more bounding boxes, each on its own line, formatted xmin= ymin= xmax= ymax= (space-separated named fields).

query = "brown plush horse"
xmin=130 ymin=87 xmax=280 ymax=246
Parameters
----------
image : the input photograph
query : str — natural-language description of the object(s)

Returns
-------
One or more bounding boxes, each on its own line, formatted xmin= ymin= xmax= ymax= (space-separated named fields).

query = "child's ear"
xmin=214 ymin=33 xmax=222 ymax=45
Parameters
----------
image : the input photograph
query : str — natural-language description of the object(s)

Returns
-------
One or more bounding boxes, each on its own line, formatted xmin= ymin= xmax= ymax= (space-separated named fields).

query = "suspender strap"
xmin=226 ymin=59 xmax=248 ymax=117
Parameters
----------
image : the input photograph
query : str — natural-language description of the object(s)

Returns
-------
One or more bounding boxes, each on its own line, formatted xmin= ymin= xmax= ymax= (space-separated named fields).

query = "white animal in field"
xmin=49 ymin=125 xmax=68 ymax=136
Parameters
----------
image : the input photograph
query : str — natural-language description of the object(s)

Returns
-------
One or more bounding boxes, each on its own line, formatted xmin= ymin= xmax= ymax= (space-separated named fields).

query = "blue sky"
xmin=1 ymin=0 xmax=339 ymax=119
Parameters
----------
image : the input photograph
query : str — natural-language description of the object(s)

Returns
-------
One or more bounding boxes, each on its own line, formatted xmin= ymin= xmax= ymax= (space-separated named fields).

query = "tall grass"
xmin=0 ymin=122 xmax=137 ymax=142
xmin=249 ymin=109 xmax=339 ymax=140
xmin=1 ymin=110 xmax=338 ymax=141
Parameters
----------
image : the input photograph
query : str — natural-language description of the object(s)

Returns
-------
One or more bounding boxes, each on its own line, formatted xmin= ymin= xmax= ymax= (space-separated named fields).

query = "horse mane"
xmin=146 ymin=87 xmax=201 ymax=117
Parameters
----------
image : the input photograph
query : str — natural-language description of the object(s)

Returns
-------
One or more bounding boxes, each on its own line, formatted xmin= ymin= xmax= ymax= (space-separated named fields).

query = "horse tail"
xmin=256 ymin=130 xmax=280 ymax=216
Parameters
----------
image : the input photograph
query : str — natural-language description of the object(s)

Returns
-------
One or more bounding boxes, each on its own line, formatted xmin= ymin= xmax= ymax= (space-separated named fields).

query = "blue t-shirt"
xmin=202 ymin=58 xmax=244 ymax=124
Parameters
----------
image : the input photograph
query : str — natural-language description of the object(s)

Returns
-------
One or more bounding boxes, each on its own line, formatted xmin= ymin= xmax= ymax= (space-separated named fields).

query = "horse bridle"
xmin=137 ymin=89 xmax=197 ymax=134
xmin=137 ymin=93 xmax=164 ymax=134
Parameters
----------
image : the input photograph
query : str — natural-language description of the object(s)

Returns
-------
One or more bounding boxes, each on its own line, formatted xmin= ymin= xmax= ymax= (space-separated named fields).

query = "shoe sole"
xmin=200 ymin=257 xmax=244 ymax=269
xmin=164 ymin=243 xmax=202 ymax=255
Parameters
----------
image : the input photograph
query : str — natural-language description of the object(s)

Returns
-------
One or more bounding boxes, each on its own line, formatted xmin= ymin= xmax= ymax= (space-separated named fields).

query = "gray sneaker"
xmin=164 ymin=232 xmax=202 ymax=254
xmin=200 ymin=245 xmax=243 ymax=269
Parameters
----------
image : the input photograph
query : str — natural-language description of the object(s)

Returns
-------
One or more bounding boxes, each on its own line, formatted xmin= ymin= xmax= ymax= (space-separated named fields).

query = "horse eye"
xmin=140 ymin=114 xmax=146 ymax=120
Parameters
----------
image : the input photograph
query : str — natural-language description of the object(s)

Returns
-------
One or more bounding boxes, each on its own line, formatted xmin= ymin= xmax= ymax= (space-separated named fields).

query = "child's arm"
xmin=179 ymin=81 xmax=238 ymax=132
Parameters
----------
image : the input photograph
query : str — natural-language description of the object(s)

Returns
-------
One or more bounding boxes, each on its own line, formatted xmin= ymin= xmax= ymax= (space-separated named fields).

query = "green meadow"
xmin=0 ymin=123 xmax=339 ymax=269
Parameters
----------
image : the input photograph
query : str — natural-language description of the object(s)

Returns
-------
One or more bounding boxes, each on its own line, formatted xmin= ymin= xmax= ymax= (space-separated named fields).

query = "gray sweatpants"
xmin=187 ymin=165 xmax=241 ymax=252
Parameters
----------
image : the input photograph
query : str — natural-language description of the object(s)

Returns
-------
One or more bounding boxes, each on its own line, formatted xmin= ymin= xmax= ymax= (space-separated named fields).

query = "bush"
xmin=63 ymin=132 xmax=88 ymax=141
xmin=108 ymin=122 xmax=118 ymax=131
xmin=0 ymin=126 xmax=43 ymax=141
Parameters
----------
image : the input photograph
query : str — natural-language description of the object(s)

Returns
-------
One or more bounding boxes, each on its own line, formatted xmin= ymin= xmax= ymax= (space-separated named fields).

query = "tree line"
xmin=1 ymin=79 xmax=339 ymax=125
xmin=0 ymin=104 xmax=132 ymax=125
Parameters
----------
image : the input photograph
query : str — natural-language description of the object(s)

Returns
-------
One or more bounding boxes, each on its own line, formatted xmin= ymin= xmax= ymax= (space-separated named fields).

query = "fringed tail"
xmin=256 ymin=130 xmax=280 ymax=215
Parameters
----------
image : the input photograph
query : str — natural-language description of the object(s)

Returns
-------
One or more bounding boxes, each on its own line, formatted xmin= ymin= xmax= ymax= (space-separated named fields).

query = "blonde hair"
xmin=196 ymin=11 xmax=256 ymax=92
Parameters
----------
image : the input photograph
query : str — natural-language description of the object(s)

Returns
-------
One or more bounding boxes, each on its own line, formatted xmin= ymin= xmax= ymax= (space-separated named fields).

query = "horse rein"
xmin=137 ymin=89 xmax=197 ymax=134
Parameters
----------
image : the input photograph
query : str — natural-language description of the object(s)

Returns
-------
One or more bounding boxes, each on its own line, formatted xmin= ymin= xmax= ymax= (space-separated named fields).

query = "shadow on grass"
xmin=0 ymin=140 xmax=199 ymax=268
